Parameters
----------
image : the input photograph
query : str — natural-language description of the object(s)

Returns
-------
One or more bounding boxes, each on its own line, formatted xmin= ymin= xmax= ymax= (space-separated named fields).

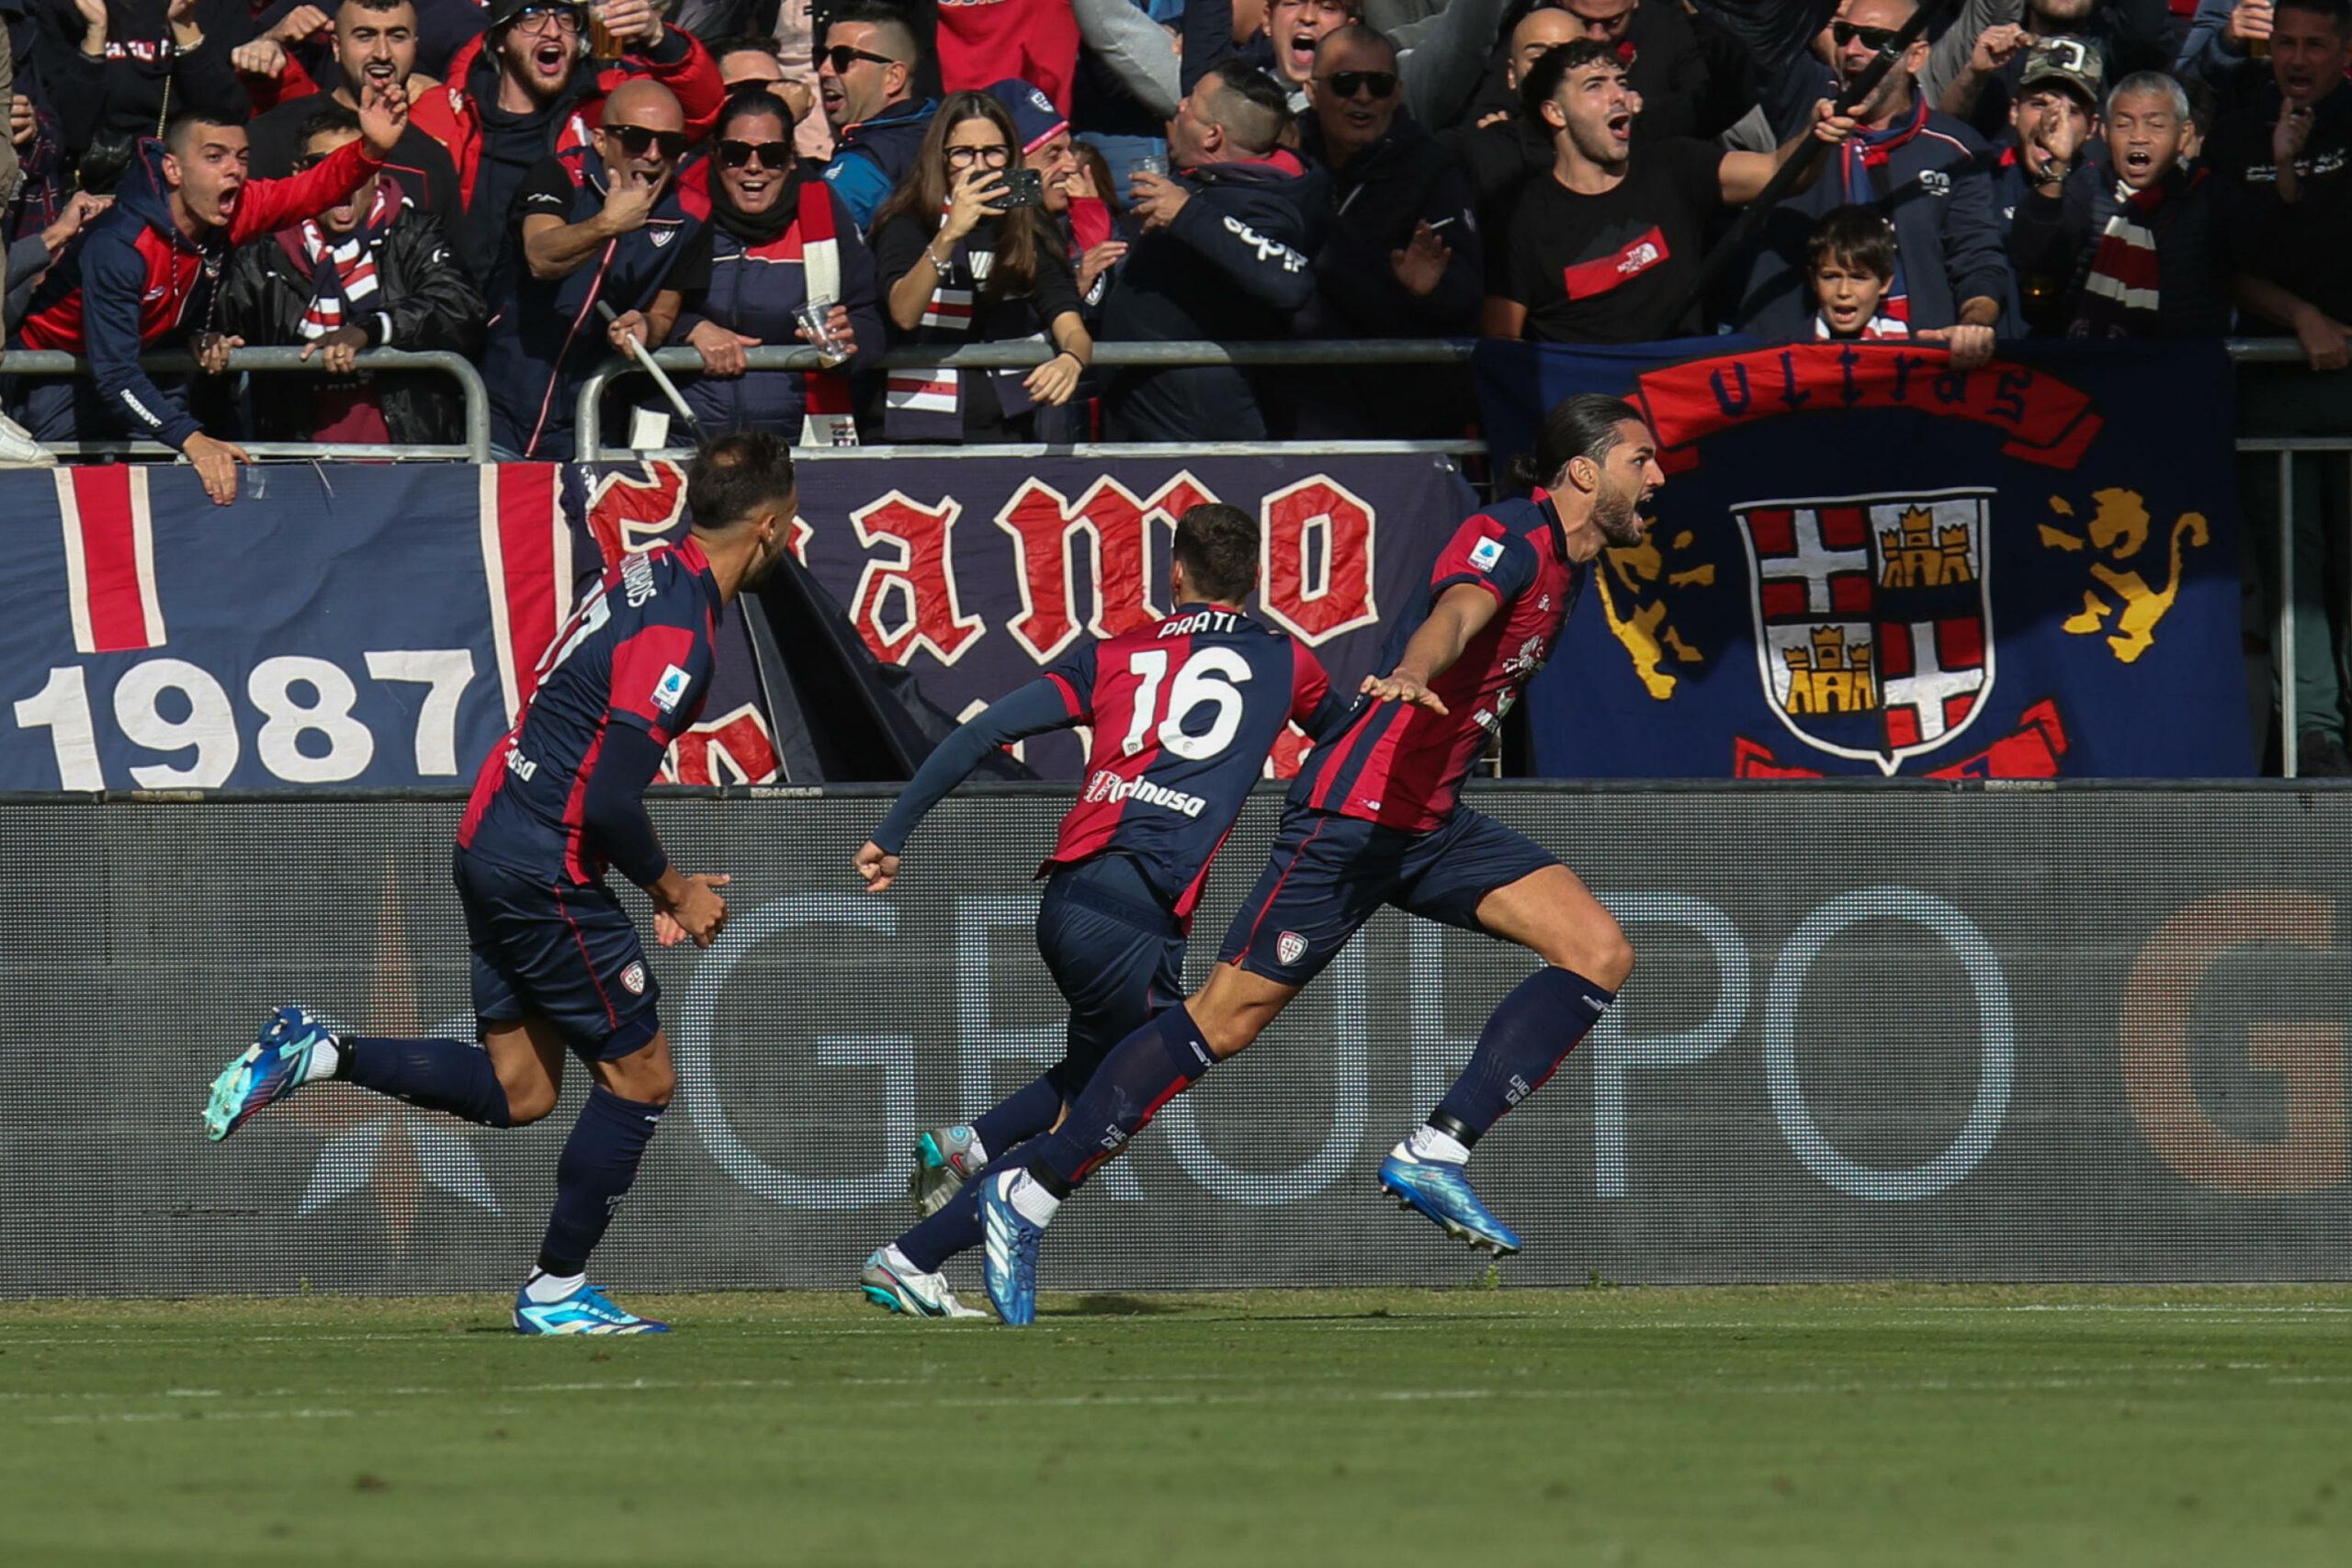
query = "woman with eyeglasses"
xmin=869 ymin=91 xmax=1091 ymax=443
xmin=608 ymin=85 xmax=880 ymax=444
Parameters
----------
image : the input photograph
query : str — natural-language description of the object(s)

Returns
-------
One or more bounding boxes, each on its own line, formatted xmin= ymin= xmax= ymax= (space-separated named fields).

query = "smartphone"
xmin=993 ymin=168 xmax=1045 ymax=210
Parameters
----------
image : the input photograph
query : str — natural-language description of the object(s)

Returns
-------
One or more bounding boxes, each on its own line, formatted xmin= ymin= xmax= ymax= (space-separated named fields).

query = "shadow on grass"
xmin=1046 ymin=1294 xmax=1193 ymax=1318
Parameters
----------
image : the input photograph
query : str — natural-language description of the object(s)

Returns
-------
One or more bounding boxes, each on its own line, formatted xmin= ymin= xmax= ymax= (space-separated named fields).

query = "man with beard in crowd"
xmin=1485 ymin=39 xmax=1855 ymax=344
xmin=244 ymin=0 xmax=459 ymax=226
xmin=411 ymin=0 xmax=720 ymax=278
xmin=817 ymin=3 xmax=933 ymax=232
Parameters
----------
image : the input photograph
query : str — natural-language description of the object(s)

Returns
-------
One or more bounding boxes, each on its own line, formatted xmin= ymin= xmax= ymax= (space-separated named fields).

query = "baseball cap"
xmin=983 ymin=78 xmax=1069 ymax=155
xmin=2018 ymin=36 xmax=2106 ymax=110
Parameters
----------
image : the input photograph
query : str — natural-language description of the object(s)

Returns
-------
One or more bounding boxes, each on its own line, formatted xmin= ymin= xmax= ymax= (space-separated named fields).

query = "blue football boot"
xmin=977 ymin=1168 xmax=1049 ymax=1327
xmin=512 ymin=1280 xmax=671 ymax=1336
xmin=1378 ymin=1143 xmax=1524 ymax=1256
xmin=204 ymin=1006 xmax=333 ymax=1143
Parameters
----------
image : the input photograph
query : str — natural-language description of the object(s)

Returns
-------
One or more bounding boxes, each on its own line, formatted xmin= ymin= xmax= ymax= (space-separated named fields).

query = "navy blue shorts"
xmin=452 ymin=846 xmax=662 ymax=1063
xmin=1034 ymin=854 xmax=1185 ymax=1099
xmin=1216 ymin=804 xmax=1558 ymax=987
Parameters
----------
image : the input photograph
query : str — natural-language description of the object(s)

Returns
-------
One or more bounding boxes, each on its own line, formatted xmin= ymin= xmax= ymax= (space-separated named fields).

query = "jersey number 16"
xmin=1120 ymin=647 xmax=1254 ymax=761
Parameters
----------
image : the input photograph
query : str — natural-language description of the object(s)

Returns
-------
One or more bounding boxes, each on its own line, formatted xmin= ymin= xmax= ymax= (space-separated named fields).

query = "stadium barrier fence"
xmin=0 ymin=347 xmax=494 ymax=463
xmin=4 ymin=781 xmax=2345 ymax=1297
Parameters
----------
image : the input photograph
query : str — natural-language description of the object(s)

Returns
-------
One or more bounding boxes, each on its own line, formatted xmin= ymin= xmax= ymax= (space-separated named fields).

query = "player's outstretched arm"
xmin=1361 ymin=583 xmax=1503 ymax=716
xmin=860 ymin=678 xmax=1083 ymax=891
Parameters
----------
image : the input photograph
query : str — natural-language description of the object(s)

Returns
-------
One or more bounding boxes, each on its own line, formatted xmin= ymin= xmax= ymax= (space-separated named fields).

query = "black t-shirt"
xmin=1498 ymin=139 xmax=1724 ymax=344
xmin=872 ymin=213 xmax=1083 ymax=434
xmin=247 ymin=99 xmax=462 ymax=225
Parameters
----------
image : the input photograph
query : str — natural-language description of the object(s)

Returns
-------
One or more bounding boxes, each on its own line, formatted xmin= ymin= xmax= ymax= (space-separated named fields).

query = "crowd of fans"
xmin=0 ymin=0 xmax=2343 ymax=745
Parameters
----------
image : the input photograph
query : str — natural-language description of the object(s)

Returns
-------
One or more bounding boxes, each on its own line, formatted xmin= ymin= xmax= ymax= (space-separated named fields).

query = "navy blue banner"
xmin=1476 ymin=339 xmax=2253 ymax=778
xmin=0 ymin=456 xmax=1476 ymax=791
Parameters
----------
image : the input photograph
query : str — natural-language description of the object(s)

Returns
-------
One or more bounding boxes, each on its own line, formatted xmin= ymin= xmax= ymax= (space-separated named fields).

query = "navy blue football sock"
xmin=969 ymin=1075 xmax=1063 ymax=1162
xmin=537 ymin=1085 xmax=665 ymax=1278
xmin=341 ymin=1035 xmax=513 ymax=1129
xmin=1025 ymin=1005 xmax=1215 ymax=1196
xmin=1432 ymin=966 xmax=1616 ymax=1142
xmin=895 ymin=1145 xmax=1017 ymax=1273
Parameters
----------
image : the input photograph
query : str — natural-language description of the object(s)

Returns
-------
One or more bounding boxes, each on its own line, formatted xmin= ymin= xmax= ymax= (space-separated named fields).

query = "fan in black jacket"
xmin=213 ymin=103 xmax=485 ymax=443
xmin=36 ymin=0 xmax=254 ymax=159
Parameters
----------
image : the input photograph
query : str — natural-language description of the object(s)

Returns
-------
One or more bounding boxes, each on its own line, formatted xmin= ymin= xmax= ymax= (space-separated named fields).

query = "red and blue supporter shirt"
xmin=1290 ymin=491 xmax=1584 ymax=832
xmin=872 ymin=604 xmax=1347 ymax=920
xmin=457 ymin=536 xmax=718 ymax=886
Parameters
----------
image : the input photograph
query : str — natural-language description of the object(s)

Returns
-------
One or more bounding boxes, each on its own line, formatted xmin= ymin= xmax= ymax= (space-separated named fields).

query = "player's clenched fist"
xmin=854 ymin=840 xmax=900 ymax=893
xmin=654 ymin=871 xmax=729 ymax=948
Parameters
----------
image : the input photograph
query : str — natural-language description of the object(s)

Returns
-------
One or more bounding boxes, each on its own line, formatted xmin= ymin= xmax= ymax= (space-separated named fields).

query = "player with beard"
xmin=1485 ymin=39 xmax=1854 ymax=344
xmin=410 ymin=0 xmax=721 ymax=279
xmin=964 ymin=395 xmax=1668 ymax=1327
xmin=203 ymin=435 xmax=799 ymax=1337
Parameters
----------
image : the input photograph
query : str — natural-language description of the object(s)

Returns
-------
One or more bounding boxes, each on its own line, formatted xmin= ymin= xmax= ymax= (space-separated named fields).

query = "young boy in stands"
xmin=1807 ymin=205 xmax=1908 ymax=341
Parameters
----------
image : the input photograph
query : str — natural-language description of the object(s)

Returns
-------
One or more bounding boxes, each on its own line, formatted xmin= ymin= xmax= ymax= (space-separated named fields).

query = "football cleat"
xmin=204 ymin=1005 xmax=332 ymax=1143
xmin=1378 ymin=1145 xmax=1523 ymax=1257
xmin=908 ymin=1124 xmax=987 ymax=1218
xmin=512 ymin=1280 xmax=671 ymax=1336
xmin=977 ymin=1169 xmax=1047 ymax=1327
xmin=858 ymin=1247 xmax=986 ymax=1319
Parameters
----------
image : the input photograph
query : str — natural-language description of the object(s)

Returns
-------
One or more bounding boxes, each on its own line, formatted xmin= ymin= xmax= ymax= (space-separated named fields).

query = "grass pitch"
xmin=3 ymin=1285 xmax=2348 ymax=1567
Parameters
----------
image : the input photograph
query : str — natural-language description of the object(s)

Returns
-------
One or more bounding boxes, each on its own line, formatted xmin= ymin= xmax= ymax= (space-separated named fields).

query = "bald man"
xmin=1442 ymin=6 xmax=1579 ymax=239
xmin=483 ymin=78 xmax=708 ymax=457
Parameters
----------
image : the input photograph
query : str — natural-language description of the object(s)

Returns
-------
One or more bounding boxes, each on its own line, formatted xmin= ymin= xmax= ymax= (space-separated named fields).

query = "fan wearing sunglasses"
xmin=481 ymin=78 xmax=708 ymax=457
xmin=1295 ymin=27 xmax=1481 ymax=436
xmin=1727 ymin=0 xmax=2008 ymax=363
xmin=407 ymin=0 xmax=724 ymax=289
xmin=606 ymin=85 xmax=882 ymax=446
xmin=816 ymin=5 xmax=937 ymax=234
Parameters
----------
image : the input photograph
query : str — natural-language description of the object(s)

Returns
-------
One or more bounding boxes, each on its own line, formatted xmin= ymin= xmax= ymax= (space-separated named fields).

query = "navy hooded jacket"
xmin=14 ymin=134 xmax=383 ymax=447
xmin=1101 ymin=149 xmax=1324 ymax=442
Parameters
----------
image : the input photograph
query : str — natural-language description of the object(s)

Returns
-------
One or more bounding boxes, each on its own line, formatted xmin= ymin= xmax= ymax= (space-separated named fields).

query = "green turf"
xmin=3 ymin=1285 xmax=2349 ymax=1567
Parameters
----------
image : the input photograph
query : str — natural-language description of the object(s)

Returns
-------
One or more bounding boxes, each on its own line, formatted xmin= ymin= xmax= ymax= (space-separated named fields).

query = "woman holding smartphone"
xmin=870 ymin=92 xmax=1092 ymax=443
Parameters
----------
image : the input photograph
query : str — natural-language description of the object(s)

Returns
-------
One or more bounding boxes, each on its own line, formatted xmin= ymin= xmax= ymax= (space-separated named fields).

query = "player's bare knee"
xmin=501 ymin=1075 xmax=559 ymax=1125
xmin=1537 ymin=913 xmax=1633 ymax=990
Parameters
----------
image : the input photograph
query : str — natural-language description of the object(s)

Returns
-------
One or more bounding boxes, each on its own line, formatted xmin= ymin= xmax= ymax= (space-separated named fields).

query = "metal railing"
xmin=2 ymin=347 xmax=493 ymax=463
xmin=572 ymin=338 xmax=1477 ymax=461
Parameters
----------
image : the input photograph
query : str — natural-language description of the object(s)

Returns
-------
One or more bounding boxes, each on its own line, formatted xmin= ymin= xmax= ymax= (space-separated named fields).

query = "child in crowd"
xmin=1806 ymin=205 xmax=1909 ymax=342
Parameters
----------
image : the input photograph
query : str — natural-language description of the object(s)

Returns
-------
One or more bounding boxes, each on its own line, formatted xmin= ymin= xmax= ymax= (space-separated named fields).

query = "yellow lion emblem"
xmin=1595 ymin=530 xmax=1712 ymax=699
xmin=2038 ymin=489 xmax=2210 ymax=664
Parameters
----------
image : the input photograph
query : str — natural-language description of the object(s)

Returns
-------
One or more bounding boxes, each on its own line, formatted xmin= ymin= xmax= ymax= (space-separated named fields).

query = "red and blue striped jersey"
xmin=1042 ymin=604 xmax=1345 ymax=919
xmin=1291 ymin=491 xmax=1583 ymax=832
xmin=457 ymin=536 xmax=718 ymax=885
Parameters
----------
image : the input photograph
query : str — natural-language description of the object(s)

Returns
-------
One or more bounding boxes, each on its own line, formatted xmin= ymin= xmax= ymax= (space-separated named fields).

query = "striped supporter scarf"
xmin=1837 ymin=99 xmax=1930 ymax=325
xmin=793 ymin=180 xmax=857 ymax=446
xmin=2074 ymin=169 xmax=2199 ymax=339
xmin=284 ymin=183 xmax=403 ymax=341
xmin=884 ymin=221 xmax=1040 ymax=442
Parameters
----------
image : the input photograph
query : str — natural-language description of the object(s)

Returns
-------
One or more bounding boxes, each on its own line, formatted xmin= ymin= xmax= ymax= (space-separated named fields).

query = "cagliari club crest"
xmin=1734 ymin=489 xmax=1995 ymax=773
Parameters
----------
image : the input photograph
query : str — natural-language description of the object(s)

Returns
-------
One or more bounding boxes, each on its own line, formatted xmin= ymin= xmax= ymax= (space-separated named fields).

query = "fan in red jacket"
xmin=12 ymin=82 xmax=414 ymax=505
xmin=409 ymin=0 xmax=723 ymax=277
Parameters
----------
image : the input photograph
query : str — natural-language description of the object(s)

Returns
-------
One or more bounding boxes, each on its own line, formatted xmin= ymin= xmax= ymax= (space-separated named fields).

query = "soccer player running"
xmin=973 ymin=394 xmax=1662 ymax=1325
xmin=202 ymin=435 xmax=801 ymax=1336
xmin=851 ymin=502 xmax=1347 ymax=1319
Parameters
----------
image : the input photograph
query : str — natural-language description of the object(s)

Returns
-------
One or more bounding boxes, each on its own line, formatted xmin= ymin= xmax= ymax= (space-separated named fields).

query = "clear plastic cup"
xmin=797 ymin=297 xmax=844 ymax=363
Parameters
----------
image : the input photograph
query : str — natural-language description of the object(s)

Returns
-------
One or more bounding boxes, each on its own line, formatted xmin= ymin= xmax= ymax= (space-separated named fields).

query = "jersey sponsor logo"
xmin=1561 ymin=225 xmax=1668 ymax=300
xmin=1917 ymin=169 xmax=1951 ymax=197
xmin=1502 ymin=634 xmax=1549 ymax=678
xmin=652 ymin=663 xmax=692 ymax=715
xmin=1082 ymin=768 xmax=1208 ymax=818
xmin=621 ymin=962 xmax=648 ymax=995
xmin=1468 ymin=536 xmax=1505 ymax=572
xmin=503 ymin=741 xmax=538 ymax=781
xmin=1276 ymin=931 xmax=1308 ymax=966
